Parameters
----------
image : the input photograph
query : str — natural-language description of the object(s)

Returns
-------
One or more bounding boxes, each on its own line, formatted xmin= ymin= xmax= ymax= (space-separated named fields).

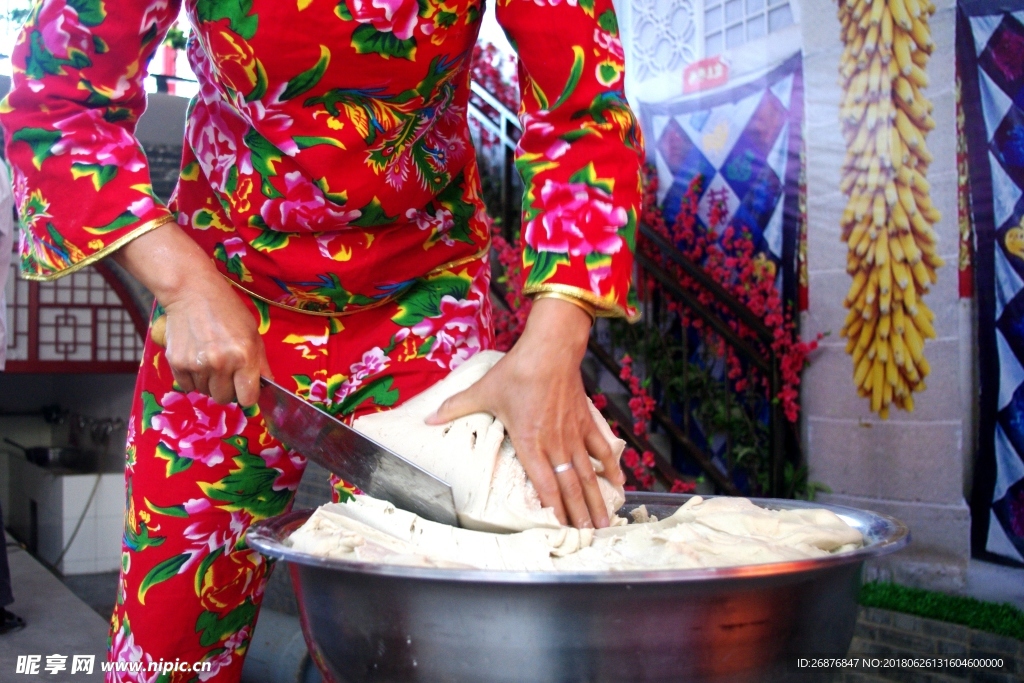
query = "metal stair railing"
xmin=468 ymin=82 xmax=521 ymax=239
xmin=631 ymin=226 xmax=789 ymax=497
xmin=634 ymin=224 xmax=786 ymax=497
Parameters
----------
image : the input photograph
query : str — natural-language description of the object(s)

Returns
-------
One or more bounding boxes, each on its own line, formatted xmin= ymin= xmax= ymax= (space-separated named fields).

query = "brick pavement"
xmin=831 ymin=607 xmax=1023 ymax=682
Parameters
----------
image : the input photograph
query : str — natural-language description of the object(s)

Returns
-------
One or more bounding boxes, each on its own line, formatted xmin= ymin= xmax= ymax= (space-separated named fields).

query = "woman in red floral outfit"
xmin=1 ymin=0 xmax=643 ymax=679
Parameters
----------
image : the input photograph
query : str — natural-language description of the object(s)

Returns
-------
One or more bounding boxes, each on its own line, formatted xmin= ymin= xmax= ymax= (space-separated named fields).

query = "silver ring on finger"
xmin=553 ymin=461 xmax=574 ymax=475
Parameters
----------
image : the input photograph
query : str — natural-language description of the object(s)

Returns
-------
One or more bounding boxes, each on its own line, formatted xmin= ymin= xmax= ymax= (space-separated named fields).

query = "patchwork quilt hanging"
xmin=959 ymin=0 xmax=1024 ymax=565
xmin=639 ymin=53 xmax=804 ymax=308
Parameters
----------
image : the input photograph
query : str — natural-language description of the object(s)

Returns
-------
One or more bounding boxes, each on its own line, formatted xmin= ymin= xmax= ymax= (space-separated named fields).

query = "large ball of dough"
xmin=352 ymin=351 xmax=627 ymax=532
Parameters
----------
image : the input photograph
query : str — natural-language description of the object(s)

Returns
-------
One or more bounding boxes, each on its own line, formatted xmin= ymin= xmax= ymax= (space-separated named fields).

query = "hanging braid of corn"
xmin=837 ymin=0 xmax=944 ymax=419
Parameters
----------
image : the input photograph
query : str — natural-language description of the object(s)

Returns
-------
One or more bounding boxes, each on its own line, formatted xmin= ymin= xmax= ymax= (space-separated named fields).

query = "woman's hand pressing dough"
xmin=426 ymin=297 xmax=626 ymax=529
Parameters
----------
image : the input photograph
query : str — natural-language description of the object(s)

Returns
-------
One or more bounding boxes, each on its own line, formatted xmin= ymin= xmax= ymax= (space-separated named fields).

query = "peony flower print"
xmin=52 ymin=110 xmax=147 ymax=173
xmin=524 ymin=178 xmax=627 ymax=257
xmin=346 ymin=0 xmax=421 ymax=40
xmin=37 ymin=2 xmax=93 ymax=61
xmin=260 ymin=172 xmax=360 ymax=231
xmin=150 ymin=392 xmax=247 ymax=467
xmin=411 ymin=295 xmax=482 ymax=369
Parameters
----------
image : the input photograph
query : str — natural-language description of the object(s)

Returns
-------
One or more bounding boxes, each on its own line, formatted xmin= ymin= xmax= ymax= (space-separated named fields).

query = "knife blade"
xmin=258 ymin=378 xmax=459 ymax=526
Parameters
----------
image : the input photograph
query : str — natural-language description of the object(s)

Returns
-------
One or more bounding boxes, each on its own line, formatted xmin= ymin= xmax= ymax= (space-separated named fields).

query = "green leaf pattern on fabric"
xmin=141 ymin=391 xmax=162 ymax=432
xmin=198 ymin=437 xmax=292 ymax=520
xmin=196 ymin=600 xmax=257 ymax=648
xmin=281 ymin=46 xmax=331 ymax=101
xmin=156 ymin=441 xmax=193 ymax=477
xmin=524 ymin=247 xmax=571 ymax=288
xmin=195 ymin=0 xmax=259 ymax=39
xmin=138 ymin=553 xmax=190 ymax=605
xmin=392 ymin=273 xmax=471 ymax=326
xmin=350 ymin=24 xmax=417 ymax=60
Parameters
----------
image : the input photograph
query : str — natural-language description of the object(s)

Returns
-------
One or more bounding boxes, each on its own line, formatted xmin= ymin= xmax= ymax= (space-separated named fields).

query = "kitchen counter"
xmin=1 ymin=452 xmax=124 ymax=575
xmin=0 ymin=531 xmax=110 ymax=681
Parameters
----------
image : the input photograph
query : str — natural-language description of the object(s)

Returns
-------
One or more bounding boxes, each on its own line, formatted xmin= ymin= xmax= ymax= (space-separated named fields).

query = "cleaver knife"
xmin=258 ymin=378 xmax=459 ymax=526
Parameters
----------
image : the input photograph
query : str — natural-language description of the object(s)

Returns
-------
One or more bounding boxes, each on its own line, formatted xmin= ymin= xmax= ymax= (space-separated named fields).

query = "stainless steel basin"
xmin=247 ymin=492 xmax=909 ymax=683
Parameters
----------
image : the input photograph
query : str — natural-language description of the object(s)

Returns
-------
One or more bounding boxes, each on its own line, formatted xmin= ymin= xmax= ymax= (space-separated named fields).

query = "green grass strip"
xmin=859 ymin=581 xmax=1024 ymax=641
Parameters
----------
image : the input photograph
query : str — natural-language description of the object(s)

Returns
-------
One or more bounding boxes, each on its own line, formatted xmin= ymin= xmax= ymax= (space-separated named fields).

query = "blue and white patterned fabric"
xmin=638 ymin=53 xmax=803 ymax=306
xmin=961 ymin=1 xmax=1024 ymax=565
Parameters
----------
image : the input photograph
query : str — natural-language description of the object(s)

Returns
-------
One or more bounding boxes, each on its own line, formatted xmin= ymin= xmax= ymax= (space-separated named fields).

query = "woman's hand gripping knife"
xmin=426 ymin=296 xmax=627 ymax=530
xmin=116 ymin=223 xmax=271 ymax=408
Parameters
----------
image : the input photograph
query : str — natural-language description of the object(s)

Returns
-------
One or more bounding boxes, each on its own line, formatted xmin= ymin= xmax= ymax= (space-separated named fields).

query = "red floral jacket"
xmin=1 ymin=0 xmax=643 ymax=320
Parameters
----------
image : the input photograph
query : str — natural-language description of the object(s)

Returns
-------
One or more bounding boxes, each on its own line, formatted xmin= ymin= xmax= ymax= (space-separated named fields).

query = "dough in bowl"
xmin=351 ymin=351 xmax=627 ymax=532
xmin=288 ymin=351 xmax=865 ymax=571
xmin=287 ymin=495 xmax=864 ymax=571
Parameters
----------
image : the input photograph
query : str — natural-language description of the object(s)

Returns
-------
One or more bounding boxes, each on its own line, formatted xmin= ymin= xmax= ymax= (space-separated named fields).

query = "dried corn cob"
xmin=838 ymin=0 xmax=944 ymax=419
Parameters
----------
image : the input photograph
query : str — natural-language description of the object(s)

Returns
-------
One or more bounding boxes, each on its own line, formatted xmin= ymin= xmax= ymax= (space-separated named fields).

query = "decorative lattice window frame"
xmin=619 ymin=0 xmax=802 ymax=92
xmin=5 ymin=250 xmax=148 ymax=373
xmin=703 ymin=0 xmax=795 ymax=57
xmin=627 ymin=0 xmax=700 ymax=83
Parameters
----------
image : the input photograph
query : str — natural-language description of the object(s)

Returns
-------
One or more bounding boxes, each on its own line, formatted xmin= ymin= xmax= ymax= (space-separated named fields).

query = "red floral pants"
xmin=107 ymin=256 xmax=492 ymax=681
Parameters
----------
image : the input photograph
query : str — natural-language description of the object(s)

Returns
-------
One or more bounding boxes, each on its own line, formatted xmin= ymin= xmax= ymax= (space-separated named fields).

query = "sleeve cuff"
xmin=19 ymin=213 xmax=176 ymax=282
xmin=523 ymin=282 xmax=640 ymax=323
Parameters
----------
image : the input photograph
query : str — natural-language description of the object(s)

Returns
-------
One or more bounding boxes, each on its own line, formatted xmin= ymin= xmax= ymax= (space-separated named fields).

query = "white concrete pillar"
xmin=800 ymin=0 xmax=972 ymax=590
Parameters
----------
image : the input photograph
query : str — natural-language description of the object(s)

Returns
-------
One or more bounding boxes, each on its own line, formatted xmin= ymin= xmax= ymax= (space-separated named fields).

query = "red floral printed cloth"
xmin=0 ymin=2 xmax=644 ymax=678
xmin=110 ymin=257 xmax=492 ymax=680
xmin=1 ymin=0 xmax=644 ymax=320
